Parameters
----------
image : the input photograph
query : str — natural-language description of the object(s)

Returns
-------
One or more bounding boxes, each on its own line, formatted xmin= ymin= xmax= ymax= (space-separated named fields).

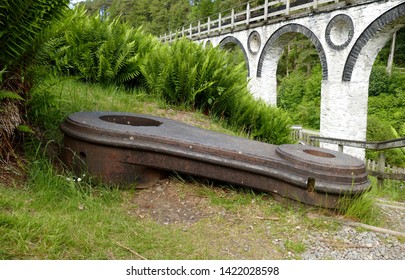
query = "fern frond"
xmin=0 ymin=90 xmax=23 ymax=101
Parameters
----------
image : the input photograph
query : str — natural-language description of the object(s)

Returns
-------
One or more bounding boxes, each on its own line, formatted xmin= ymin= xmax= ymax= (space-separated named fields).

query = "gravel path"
xmin=301 ymin=225 xmax=404 ymax=260
xmin=301 ymin=201 xmax=405 ymax=260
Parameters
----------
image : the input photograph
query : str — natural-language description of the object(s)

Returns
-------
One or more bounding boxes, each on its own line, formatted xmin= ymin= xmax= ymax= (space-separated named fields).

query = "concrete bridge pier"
xmin=320 ymin=80 xmax=369 ymax=159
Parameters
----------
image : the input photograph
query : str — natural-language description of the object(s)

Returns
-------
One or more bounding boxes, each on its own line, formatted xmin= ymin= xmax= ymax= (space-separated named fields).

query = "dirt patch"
xmin=0 ymin=158 xmax=26 ymax=187
xmin=131 ymin=178 xmax=229 ymax=226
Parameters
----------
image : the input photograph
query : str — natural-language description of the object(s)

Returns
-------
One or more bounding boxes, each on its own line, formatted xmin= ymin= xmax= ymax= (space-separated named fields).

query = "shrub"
xmin=366 ymin=115 xmax=405 ymax=167
xmin=41 ymin=6 xmax=157 ymax=86
xmin=369 ymin=65 xmax=390 ymax=96
xmin=0 ymin=0 xmax=69 ymax=159
xmin=141 ymin=38 xmax=292 ymax=144
xmin=277 ymin=66 xmax=321 ymax=130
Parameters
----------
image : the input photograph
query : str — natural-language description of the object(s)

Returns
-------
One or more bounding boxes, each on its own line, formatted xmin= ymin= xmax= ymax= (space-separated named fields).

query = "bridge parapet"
xmin=160 ymin=0 xmax=379 ymax=42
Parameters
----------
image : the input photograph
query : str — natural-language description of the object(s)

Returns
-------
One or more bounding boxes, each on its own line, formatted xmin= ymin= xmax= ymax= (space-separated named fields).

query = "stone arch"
xmin=219 ymin=36 xmax=250 ymax=76
xmin=343 ymin=3 xmax=405 ymax=81
xmin=257 ymin=23 xmax=328 ymax=80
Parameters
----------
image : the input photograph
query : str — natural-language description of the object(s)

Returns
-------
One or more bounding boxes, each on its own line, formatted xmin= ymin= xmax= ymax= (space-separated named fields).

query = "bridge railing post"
xmin=264 ymin=0 xmax=269 ymax=21
xmin=189 ymin=23 xmax=192 ymax=39
xmin=207 ymin=17 xmax=211 ymax=36
xmin=231 ymin=9 xmax=235 ymax=30
xmin=198 ymin=21 xmax=201 ymax=38
xmin=314 ymin=0 xmax=318 ymax=10
xmin=377 ymin=151 xmax=386 ymax=186
xmin=246 ymin=3 xmax=251 ymax=26
xmin=286 ymin=0 xmax=290 ymax=16
xmin=218 ymin=13 xmax=222 ymax=33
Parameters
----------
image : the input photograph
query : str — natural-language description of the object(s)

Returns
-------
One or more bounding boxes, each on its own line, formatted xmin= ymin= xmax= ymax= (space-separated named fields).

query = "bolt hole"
xmin=79 ymin=152 xmax=87 ymax=159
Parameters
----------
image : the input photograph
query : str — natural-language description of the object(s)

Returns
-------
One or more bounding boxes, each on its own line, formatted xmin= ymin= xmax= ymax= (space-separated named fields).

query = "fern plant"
xmin=141 ymin=37 xmax=292 ymax=144
xmin=41 ymin=6 xmax=157 ymax=86
xmin=0 ymin=0 xmax=69 ymax=160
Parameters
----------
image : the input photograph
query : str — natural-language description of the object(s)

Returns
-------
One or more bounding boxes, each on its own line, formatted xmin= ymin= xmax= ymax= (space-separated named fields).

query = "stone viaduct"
xmin=162 ymin=0 xmax=405 ymax=159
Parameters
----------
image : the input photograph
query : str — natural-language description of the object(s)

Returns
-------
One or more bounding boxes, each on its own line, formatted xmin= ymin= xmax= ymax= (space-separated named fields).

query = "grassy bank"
xmin=1 ymin=77 xmax=403 ymax=259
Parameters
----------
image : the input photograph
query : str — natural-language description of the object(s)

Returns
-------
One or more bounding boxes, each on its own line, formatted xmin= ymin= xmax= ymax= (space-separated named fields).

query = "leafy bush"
xmin=366 ymin=115 xmax=405 ymax=167
xmin=41 ymin=7 xmax=157 ymax=86
xmin=141 ymin=38 xmax=292 ymax=144
xmin=0 ymin=0 xmax=69 ymax=159
xmin=277 ymin=66 xmax=321 ymax=129
xmin=369 ymin=66 xmax=390 ymax=96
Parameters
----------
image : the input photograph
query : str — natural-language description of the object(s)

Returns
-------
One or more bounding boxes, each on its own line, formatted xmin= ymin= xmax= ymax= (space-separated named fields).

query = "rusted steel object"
xmin=60 ymin=111 xmax=370 ymax=208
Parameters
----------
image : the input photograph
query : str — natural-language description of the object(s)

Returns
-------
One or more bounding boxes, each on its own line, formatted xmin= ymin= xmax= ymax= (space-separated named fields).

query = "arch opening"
xmin=255 ymin=24 xmax=326 ymax=127
xmin=219 ymin=36 xmax=250 ymax=76
xmin=276 ymin=33 xmax=323 ymax=130
xmin=366 ymin=27 xmax=405 ymax=167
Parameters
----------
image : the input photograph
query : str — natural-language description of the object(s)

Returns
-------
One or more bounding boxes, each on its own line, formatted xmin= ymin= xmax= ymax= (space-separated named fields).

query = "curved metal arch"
xmin=257 ymin=23 xmax=328 ymax=80
xmin=342 ymin=3 xmax=405 ymax=81
xmin=219 ymin=36 xmax=250 ymax=77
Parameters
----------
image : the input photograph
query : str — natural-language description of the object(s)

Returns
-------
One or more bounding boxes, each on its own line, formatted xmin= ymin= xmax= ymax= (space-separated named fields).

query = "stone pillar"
xmin=320 ymin=80 xmax=368 ymax=159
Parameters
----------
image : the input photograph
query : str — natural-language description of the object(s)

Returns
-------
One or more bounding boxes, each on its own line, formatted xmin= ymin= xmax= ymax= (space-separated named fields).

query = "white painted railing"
xmin=160 ymin=0 xmax=377 ymax=42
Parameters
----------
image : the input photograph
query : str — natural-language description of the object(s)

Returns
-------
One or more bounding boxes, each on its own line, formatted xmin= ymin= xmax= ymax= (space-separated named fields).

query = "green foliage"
xmin=41 ymin=7 xmax=158 ymax=85
xmin=369 ymin=66 xmax=390 ymax=96
xmin=375 ymin=28 xmax=405 ymax=68
xmin=0 ymin=0 xmax=69 ymax=160
xmin=338 ymin=190 xmax=381 ymax=226
xmin=366 ymin=115 xmax=405 ymax=167
xmin=83 ymin=0 xmax=191 ymax=35
xmin=141 ymin=38 xmax=292 ymax=144
xmin=277 ymin=66 xmax=321 ymax=129
xmin=0 ymin=90 xmax=23 ymax=103
xmin=0 ymin=0 xmax=69 ymax=71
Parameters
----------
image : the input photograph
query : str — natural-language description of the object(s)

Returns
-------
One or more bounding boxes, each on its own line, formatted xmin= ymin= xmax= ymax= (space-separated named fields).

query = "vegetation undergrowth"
xmin=337 ymin=182 xmax=383 ymax=226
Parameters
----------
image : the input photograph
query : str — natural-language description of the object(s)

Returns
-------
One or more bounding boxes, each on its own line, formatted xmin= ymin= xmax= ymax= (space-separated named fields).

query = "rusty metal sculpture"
xmin=60 ymin=111 xmax=370 ymax=208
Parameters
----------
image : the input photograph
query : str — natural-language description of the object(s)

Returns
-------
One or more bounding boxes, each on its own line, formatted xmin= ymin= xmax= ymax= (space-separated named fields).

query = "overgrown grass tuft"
xmin=337 ymin=180 xmax=383 ymax=226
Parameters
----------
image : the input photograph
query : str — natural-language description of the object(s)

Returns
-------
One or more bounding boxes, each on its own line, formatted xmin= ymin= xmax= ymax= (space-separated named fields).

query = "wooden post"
xmin=189 ymin=23 xmax=192 ymax=39
xmin=207 ymin=17 xmax=211 ymax=35
xmin=264 ymin=0 xmax=269 ymax=21
xmin=231 ymin=9 xmax=235 ymax=29
xmin=218 ymin=13 xmax=222 ymax=33
xmin=377 ymin=151 xmax=386 ymax=186
xmin=198 ymin=21 xmax=201 ymax=38
xmin=286 ymin=0 xmax=290 ymax=16
xmin=314 ymin=0 xmax=318 ymax=10
xmin=182 ymin=26 xmax=185 ymax=37
xmin=246 ymin=3 xmax=251 ymax=26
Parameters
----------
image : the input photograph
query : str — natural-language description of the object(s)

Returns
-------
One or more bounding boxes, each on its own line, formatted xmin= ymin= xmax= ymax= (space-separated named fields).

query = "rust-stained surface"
xmin=60 ymin=111 xmax=370 ymax=208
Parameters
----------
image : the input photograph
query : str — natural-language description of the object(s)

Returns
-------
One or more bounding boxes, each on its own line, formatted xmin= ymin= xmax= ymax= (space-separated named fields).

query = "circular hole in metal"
xmin=79 ymin=151 xmax=87 ymax=159
xmin=303 ymin=149 xmax=335 ymax=158
xmin=100 ymin=115 xmax=162 ymax=126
